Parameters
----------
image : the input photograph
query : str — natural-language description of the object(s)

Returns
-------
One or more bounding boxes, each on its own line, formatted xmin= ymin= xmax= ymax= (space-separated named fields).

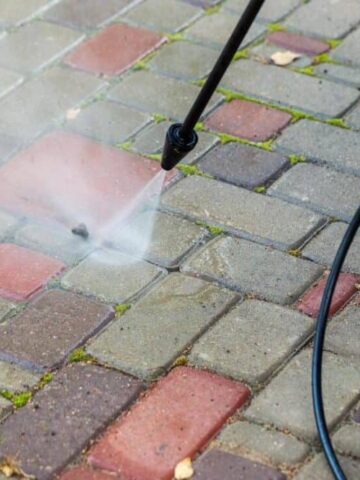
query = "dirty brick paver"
xmin=88 ymin=367 xmax=250 ymax=480
xmin=0 ymin=364 xmax=143 ymax=480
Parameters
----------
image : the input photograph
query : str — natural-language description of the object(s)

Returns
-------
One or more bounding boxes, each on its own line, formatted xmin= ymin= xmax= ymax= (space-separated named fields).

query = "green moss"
xmin=172 ymin=356 xmax=189 ymax=367
xmin=115 ymin=303 xmax=131 ymax=317
xmin=233 ymin=49 xmax=250 ymax=61
xmin=196 ymin=221 xmax=225 ymax=236
xmin=327 ymin=39 xmax=342 ymax=49
xmin=267 ymin=23 xmax=286 ymax=32
xmin=294 ymin=66 xmax=315 ymax=76
xmin=117 ymin=141 xmax=133 ymax=151
xmin=218 ymin=132 xmax=274 ymax=151
xmin=40 ymin=372 xmax=53 ymax=386
xmin=313 ymin=53 xmax=336 ymax=65
xmin=177 ymin=164 xmax=201 ymax=176
xmin=166 ymin=32 xmax=185 ymax=42
xmin=147 ymin=153 xmax=161 ymax=161
xmin=326 ymin=118 xmax=349 ymax=129
xmin=205 ymin=4 xmax=221 ymax=15
xmin=153 ymin=113 xmax=167 ymax=124
xmin=195 ymin=121 xmax=206 ymax=132
xmin=254 ymin=186 xmax=267 ymax=194
xmin=132 ymin=60 xmax=149 ymax=71
xmin=288 ymin=248 xmax=302 ymax=258
xmin=289 ymin=154 xmax=307 ymax=165
xmin=1 ymin=390 xmax=32 ymax=408
xmin=69 ymin=347 xmax=93 ymax=363
xmin=193 ymin=78 xmax=206 ymax=87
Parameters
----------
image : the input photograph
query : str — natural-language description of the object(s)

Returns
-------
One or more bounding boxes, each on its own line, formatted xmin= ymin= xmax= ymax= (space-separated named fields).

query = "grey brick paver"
xmin=87 ymin=273 xmax=238 ymax=379
xmin=284 ymin=0 xmax=360 ymax=39
xmin=225 ymin=0 xmax=301 ymax=22
xmin=245 ymin=349 xmax=360 ymax=442
xmin=0 ymin=360 xmax=40 ymax=392
xmin=223 ymin=60 xmax=359 ymax=119
xmin=190 ymin=299 xmax=313 ymax=384
xmin=0 ymin=397 xmax=11 ymax=420
xmin=0 ymin=300 xmax=15 ymax=322
xmin=0 ymin=0 xmax=49 ymax=27
xmin=325 ymin=305 xmax=360 ymax=359
xmin=0 ymin=68 xmax=22 ymax=100
xmin=108 ymin=70 xmax=223 ymax=120
xmin=275 ymin=120 xmax=360 ymax=176
xmin=333 ymin=28 xmax=360 ymax=66
xmin=315 ymin=64 xmax=360 ymax=88
xmin=0 ymin=21 xmax=83 ymax=74
xmin=333 ymin=424 xmax=360 ymax=459
xmin=346 ymin=102 xmax=360 ymax=130
xmin=217 ymin=420 xmax=309 ymax=466
xmin=268 ymin=164 xmax=360 ymax=222
xmin=302 ymin=222 xmax=360 ymax=273
xmin=295 ymin=454 xmax=360 ymax=479
xmin=161 ymin=176 xmax=325 ymax=250
xmin=0 ymin=210 xmax=18 ymax=240
xmin=123 ymin=0 xmax=202 ymax=33
xmin=181 ymin=236 xmax=323 ymax=305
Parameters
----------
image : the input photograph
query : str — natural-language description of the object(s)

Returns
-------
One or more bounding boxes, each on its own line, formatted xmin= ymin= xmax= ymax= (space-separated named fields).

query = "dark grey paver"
xmin=333 ymin=28 xmax=360 ymax=66
xmin=0 ymin=67 xmax=104 ymax=141
xmin=295 ymin=453 xmax=360 ymax=479
xmin=275 ymin=120 xmax=360 ymax=176
xmin=0 ymin=360 xmax=40 ymax=392
xmin=0 ymin=364 xmax=143 ymax=480
xmin=198 ymin=143 xmax=289 ymax=189
xmin=193 ymin=450 xmax=286 ymax=480
xmin=0 ymin=210 xmax=18 ymax=240
xmin=223 ymin=59 xmax=359 ymax=119
xmin=66 ymin=100 xmax=150 ymax=145
xmin=333 ymin=424 xmax=360 ymax=459
xmin=0 ymin=21 xmax=83 ymax=74
xmin=182 ymin=236 xmax=323 ymax=305
xmin=45 ymin=0 xmax=136 ymax=29
xmin=161 ymin=176 xmax=325 ymax=250
xmin=217 ymin=420 xmax=309 ymax=466
xmin=225 ymin=0 xmax=301 ymax=22
xmin=0 ymin=290 xmax=114 ymax=371
xmin=0 ymin=68 xmax=22 ymax=100
xmin=284 ymin=0 xmax=360 ymax=39
xmin=0 ymin=0 xmax=49 ymax=27
xmin=88 ymin=273 xmax=237 ymax=379
xmin=61 ymin=249 xmax=163 ymax=303
xmin=190 ymin=299 xmax=313 ymax=384
xmin=245 ymin=349 xmax=360 ymax=442
xmin=315 ymin=64 xmax=360 ymax=88
xmin=346 ymin=102 xmax=360 ymax=130
xmin=325 ymin=305 xmax=360 ymax=359
xmin=0 ymin=300 xmax=15 ymax=322
xmin=14 ymin=222 xmax=93 ymax=265
xmin=108 ymin=70 xmax=223 ymax=120
xmin=114 ymin=210 xmax=207 ymax=268
xmin=123 ymin=0 xmax=202 ymax=33
xmin=149 ymin=41 xmax=219 ymax=80
xmin=302 ymin=222 xmax=360 ymax=273
xmin=185 ymin=12 xmax=265 ymax=49
xmin=268 ymin=163 xmax=360 ymax=222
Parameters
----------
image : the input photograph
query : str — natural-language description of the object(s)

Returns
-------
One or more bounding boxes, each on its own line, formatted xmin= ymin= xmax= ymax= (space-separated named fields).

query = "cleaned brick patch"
xmin=0 ymin=244 xmax=65 ymax=301
xmin=205 ymin=100 xmax=291 ymax=142
xmin=297 ymin=273 xmax=359 ymax=318
xmin=267 ymin=31 xmax=329 ymax=56
xmin=65 ymin=24 xmax=164 ymax=75
xmin=0 ymin=290 xmax=113 ymax=371
xmin=193 ymin=449 xmax=286 ymax=480
xmin=0 ymin=364 xmax=143 ymax=480
xmin=88 ymin=366 xmax=250 ymax=480
xmin=59 ymin=467 xmax=118 ymax=480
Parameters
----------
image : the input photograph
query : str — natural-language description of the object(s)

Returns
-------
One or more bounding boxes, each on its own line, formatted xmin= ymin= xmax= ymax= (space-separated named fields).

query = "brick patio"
xmin=0 ymin=0 xmax=359 ymax=479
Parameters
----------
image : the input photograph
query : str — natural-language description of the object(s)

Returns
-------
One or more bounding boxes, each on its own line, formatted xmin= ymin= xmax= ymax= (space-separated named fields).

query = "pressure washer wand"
xmin=161 ymin=0 xmax=266 ymax=170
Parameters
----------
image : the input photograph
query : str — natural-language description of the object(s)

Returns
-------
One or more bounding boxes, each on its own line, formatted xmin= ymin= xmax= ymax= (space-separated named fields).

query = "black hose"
xmin=312 ymin=204 xmax=360 ymax=480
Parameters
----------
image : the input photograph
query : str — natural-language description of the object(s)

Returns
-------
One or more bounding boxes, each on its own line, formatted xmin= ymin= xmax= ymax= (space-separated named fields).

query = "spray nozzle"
xmin=161 ymin=123 xmax=198 ymax=171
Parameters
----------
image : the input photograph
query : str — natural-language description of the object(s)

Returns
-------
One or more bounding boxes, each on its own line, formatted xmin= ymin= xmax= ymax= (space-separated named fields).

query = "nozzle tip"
xmin=161 ymin=123 xmax=198 ymax=171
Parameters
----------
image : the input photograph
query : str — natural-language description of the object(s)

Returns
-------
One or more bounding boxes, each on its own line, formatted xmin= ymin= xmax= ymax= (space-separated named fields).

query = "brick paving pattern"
xmin=0 ymin=0 xmax=358 ymax=479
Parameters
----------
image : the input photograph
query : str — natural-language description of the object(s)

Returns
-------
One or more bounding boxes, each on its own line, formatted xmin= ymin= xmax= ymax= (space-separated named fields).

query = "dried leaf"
xmin=66 ymin=108 xmax=81 ymax=120
xmin=0 ymin=457 xmax=35 ymax=479
xmin=271 ymin=50 xmax=301 ymax=66
xmin=174 ymin=457 xmax=194 ymax=480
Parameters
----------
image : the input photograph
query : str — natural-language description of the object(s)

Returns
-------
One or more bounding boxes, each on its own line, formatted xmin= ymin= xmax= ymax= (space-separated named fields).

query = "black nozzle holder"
xmin=161 ymin=123 xmax=198 ymax=171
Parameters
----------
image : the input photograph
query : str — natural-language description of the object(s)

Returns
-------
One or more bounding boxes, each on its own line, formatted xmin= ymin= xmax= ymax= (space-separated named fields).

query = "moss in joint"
xmin=172 ymin=356 xmax=189 ymax=367
xmin=326 ymin=118 xmax=349 ymax=129
xmin=218 ymin=132 xmax=274 ymax=152
xmin=313 ymin=53 xmax=337 ymax=65
xmin=147 ymin=153 xmax=161 ymax=162
xmin=1 ymin=390 xmax=32 ymax=408
xmin=196 ymin=221 xmax=224 ymax=236
xmin=166 ymin=32 xmax=185 ymax=42
xmin=69 ymin=347 xmax=94 ymax=363
xmin=254 ymin=186 xmax=267 ymax=194
xmin=205 ymin=4 xmax=222 ymax=15
xmin=117 ymin=141 xmax=133 ymax=151
xmin=195 ymin=121 xmax=206 ymax=132
xmin=288 ymin=248 xmax=302 ymax=258
xmin=115 ymin=303 xmax=131 ymax=317
xmin=267 ymin=23 xmax=286 ymax=32
xmin=289 ymin=154 xmax=307 ymax=165
xmin=294 ymin=66 xmax=315 ymax=76
xmin=327 ymin=39 xmax=342 ymax=49
xmin=153 ymin=113 xmax=167 ymax=124
xmin=177 ymin=164 xmax=202 ymax=176
xmin=233 ymin=49 xmax=250 ymax=62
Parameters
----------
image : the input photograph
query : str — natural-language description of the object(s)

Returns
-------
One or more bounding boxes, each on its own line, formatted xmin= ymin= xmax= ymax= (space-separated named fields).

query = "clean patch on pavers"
xmin=149 ymin=41 xmax=219 ymax=80
xmin=189 ymin=299 xmax=313 ymax=384
xmin=0 ymin=67 xmax=104 ymax=141
xmin=0 ymin=210 xmax=18 ymax=240
xmin=0 ymin=364 xmax=143 ymax=480
xmin=0 ymin=360 xmax=40 ymax=392
xmin=225 ymin=0 xmax=301 ymax=22
xmin=302 ymin=222 xmax=360 ymax=273
xmin=333 ymin=27 xmax=360 ymax=66
xmin=181 ymin=236 xmax=323 ymax=305
xmin=87 ymin=273 xmax=238 ymax=379
xmin=108 ymin=70 xmax=223 ymax=120
xmin=333 ymin=424 xmax=360 ymax=459
xmin=123 ymin=0 xmax=202 ymax=33
xmin=0 ymin=68 xmax=23 ymax=100
xmin=198 ymin=143 xmax=288 ymax=189
xmin=294 ymin=454 xmax=360 ymax=479
xmin=0 ymin=396 xmax=11 ymax=420
xmin=325 ymin=305 xmax=360 ymax=359
xmin=315 ymin=64 xmax=360 ymax=88
xmin=114 ymin=211 xmax=207 ymax=268
xmin=217 ymin=420 xmax=309 ymax=466
xmin=161 ymin=176 xmax=325 ymax=250
xmin=269 ymin=163 xmax=360 ymax=222
xmin=275 ymin=120 xmax=360 ymax=176
xmin=0 ymin=134 xmax=21 ymax=164
xmin=222 ymin=60 xmax=359 ymax=119
xmin=61 ymin=249 xmax=163 ymax=303
xmin=0 ymin=300 xmax=15 ymax=322
xmin=346 ymin=102 xmax=360 ymax=130
xmin=245 ymin=349 xmax=360 ymax=442
xmin=65 ymin=100 xmax=151 ymax=145
xmin=0 ymin=21 xmax=83 ymax=74
xmin=44 ymin=0 xmax=136 ymax=29
xmin=0 ymin=290 xmax=114 ymax=371
xmin=185 ymin=12 xmax=265 ymax=49
xmin=284 ymin=0 xmax=360 ymax=39
xmin=0 ymin=0 xmax=50 ymax=27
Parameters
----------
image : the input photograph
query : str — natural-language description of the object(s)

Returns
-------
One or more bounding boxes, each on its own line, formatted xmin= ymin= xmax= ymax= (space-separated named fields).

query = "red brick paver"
xmin=297 ymin=273 xmax=359 ymax=318
xmin=0 ymin=244 xmax=65 ymax=301
xmin=205 ymin=100 xmax=292 ymax=142
xmin=65 ymin=23 xmax=164 ymax=75
xmin=88 ymin=366 xmax=250 ymax=480
xmin=267 ymin=31 xmax=330 ymax=56
xmin=59 ymin=466 xmax=119 ymax=480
